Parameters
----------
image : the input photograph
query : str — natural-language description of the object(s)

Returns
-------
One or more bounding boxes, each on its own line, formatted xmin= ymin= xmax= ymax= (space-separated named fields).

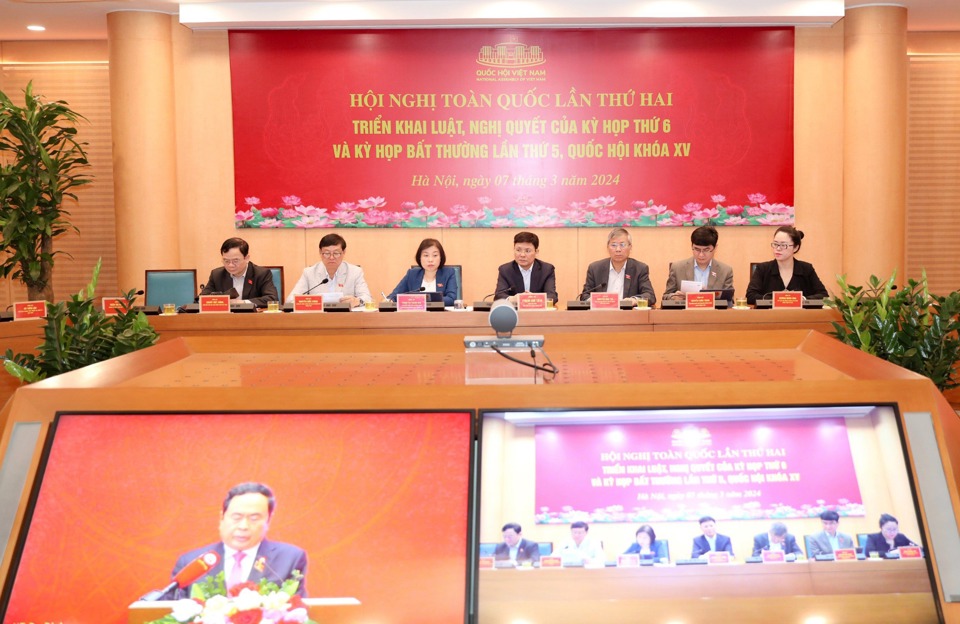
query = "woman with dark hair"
xmin=623 ymin=524 xmax=669 ymax=562
xmin=745 ymin=225 xmax=829 ymax=305
xmin=864 ymin=514 xmax=920 ymax=557
xmin=387 ymin=238 xmax=459 ymax=306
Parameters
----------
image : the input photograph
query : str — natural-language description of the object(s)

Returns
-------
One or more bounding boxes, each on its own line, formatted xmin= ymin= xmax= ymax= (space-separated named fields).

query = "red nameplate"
xmin=198 ymin=295 xmax=231 ymax=313
xmin=834 ymin=547 xmax=857 ymax=561
xmin=12 ymin=300 xmax=47 ymax=321
xmin=397 ymin=293 xmax=427 ymax=312
xmin=617 ymin=554 xmax=640 ymax=568
xmin=899 ymin=546 xmax=923 ymax=559
xmin=772 ymin=291 xmax=803 ymax=308
xmin=686 ymin=292 xmax=716 ymax=309
xmin=540 ymin=556 xmax=562 ymax=568
xmin=761 ymin=549 xmax=786 ymax=563
xmin=477 ymin=557 xmax=494 ymax=569
xmin=589 ymin=292 xmax=619 ymax=310
xmin=293 ymin=294 xmax=324 ymax=312
xmin=707 ymin=551 xmax=731 ymax=564
xmin=517 ymin=292 xmax=547 ymax=310
xmin=101 ymin=297 xmax=129 ymax=316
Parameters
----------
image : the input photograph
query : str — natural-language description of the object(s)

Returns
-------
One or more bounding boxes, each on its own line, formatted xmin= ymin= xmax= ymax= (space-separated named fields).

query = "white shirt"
xmin=559 ymin=536 xmax=605 ymax=567
xmin=607 ymin=262 xmax=626 ymax=298
xmin=519 ymin=265 xmax=533 ymax=292
xmin=422 ymin=278 xmax=437 ymax=293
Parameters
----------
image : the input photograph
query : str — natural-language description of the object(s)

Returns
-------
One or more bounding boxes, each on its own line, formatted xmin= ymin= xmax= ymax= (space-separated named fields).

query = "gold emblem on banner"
xmin=476 ymin=38 xmax=547 ymax=82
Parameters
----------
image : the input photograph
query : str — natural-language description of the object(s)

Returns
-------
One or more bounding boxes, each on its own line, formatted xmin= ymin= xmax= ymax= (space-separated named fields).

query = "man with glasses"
xmin=286 ymin=233 xmax=371 ymax=307
xmin=200 ymin=237 xmax=278 ymax=307
xmin=663 ymin=225 xmax=734 ymax=300
xmin=579 ymin=227 xmax=655 ymax=305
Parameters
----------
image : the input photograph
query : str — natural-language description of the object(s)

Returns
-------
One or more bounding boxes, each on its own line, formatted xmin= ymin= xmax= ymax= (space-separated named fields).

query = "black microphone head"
xmin=135 ymin=289 xmax=145 ymax=296
xmin=320 ymin=278 xmax=329 ymax=285
xmin=489 ymin=300 xmax=518 ymax=338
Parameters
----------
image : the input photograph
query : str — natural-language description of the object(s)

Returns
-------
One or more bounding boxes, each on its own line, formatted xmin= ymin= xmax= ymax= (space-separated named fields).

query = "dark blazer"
xmin=493 ymin=538 xmax=541 ymax=563
xmin=495 ymin=259 xmax=557 ymax=303
xmin=745 ymin=259 xmax=828 ymax=305
xmin=623 ymin=539 xmax=669 ymax=562
xmin=864 ymin=532 xmax=918 ymax=556
xmin=388 ymin=266 xmax=459 ymax=306
xmin=691 ymin=533 xmax=734 ymax=558
xmin=201 ymin=262 xmax=278 ymax=307
xmin=580 ymin=258 xmax=656 ymax=305
xmin=165 ymin=539 xmax=308 ymax=599
xmin=752 ymin=532 xmax=803 ymax=557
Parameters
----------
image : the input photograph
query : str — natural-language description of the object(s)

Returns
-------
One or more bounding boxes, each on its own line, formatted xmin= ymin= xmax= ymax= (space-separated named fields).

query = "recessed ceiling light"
xmin=26 ymin=25 xmax=46 ymax=31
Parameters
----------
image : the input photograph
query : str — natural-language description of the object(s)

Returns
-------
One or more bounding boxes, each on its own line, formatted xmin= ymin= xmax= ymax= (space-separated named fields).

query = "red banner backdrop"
xmin=534 ymin=417 xmax=863 ymax=524
xmin=4 ymin=412 xmax=471 ymax=624
xmin=229 ymin=28 xmax=794 ymax=229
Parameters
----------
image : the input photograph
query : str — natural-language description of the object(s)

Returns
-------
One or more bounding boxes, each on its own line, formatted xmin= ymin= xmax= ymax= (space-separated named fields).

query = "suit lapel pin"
xmin=254 ymin=556 xmax=266 ymax=572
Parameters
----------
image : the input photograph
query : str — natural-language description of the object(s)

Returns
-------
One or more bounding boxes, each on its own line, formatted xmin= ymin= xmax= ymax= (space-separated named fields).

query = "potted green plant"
xmin=0 ymin=81 xmax=91 ymax=302
xmin=828 ymin=271 xmax=960 ymax=392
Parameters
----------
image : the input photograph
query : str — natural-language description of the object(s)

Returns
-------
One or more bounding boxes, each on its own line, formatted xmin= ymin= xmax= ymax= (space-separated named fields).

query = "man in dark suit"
xmin=752 ymin=522 xmax=803 ymax=557
xmin=200 ymin=237 xmax=278 ymax=307
xmin=580 ymin=227 xmax=656 ymax=305
xmin=493 ymin=522 xmax=541 ymax=564
xmin=494 ymin=231 xmax=557 ymax=304
xmin=691 ymin=515 xmax=734 ymax=558
xmin=165 ymin=482 xmax=307 ymax=599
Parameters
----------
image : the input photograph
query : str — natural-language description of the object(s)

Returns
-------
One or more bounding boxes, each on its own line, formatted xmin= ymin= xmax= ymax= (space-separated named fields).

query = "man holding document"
xmin=286 ymin=233 xmax=371 ymax=307
xmin=663 ymin=226 xmax=734 ymax=300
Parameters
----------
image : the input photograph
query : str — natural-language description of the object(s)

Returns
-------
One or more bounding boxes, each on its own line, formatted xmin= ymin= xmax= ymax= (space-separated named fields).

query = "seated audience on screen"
xmin=752 ymin=521 xmax=803 ymax=557
xmin=559 ymin=521 xmax=605 ymax=567
xmin=493 ymin=522 xmax=541 ymax=565
xmin=200 ymin=237 xmax=278 ymax=307
xmin=580 ymin=227 xmax=656 ymax=306
xmin=623 ymin=524 xmax=669 ymax=563
xmin=163 ymin=482 xmax=307 ymax=599
xmin=808 ymin=510 xmax=855 ymax=556
xmin=745 ymin=225 xmax=828 ymax=305
xmin=663 ymin=226 xmax=734 ymax=300
xmin=494 ymin=231 xmax=558 ymax=304
xmin=286 ymin=233 xmax=372 ymax=307
xmin=691 ymin=516 xmax=734 ymax=558
xmin=387 ymin=238 xmax=458 ymax=306
xmin=864 ymin=513 xmax=919 ymax=557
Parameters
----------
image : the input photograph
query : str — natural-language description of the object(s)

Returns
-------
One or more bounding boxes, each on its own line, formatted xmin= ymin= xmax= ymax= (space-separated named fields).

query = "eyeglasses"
xmin=321 ymin=251 xmax=343 ymax=259
xmin=692 ymin=246 xmax=714 ymax=255
xmin=608 ymin=242 xmax=630 ymax=250
xmin=221 ymin=257 xmax=245 ymax=266
xmin=770 ymin=242 xmax=795 ymax=251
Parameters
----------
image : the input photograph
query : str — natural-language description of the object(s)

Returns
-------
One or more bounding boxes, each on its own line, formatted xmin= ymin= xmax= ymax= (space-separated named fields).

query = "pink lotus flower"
xmin=692 ymin=208 xmax=720 ymax=220
xmin=711 ymin=194 xmax=726 ymax=203
xmin=235 ymin=210 xmax=255 ymax=222
xmin=244 ymin=197 xmax=261 ymax=206
xmin=281 ymin=195 xmax=302 ymax=207
xmin=410 ymin=206 xmax=438 ymax=218
xmin=640 ymin=204 xmax=670 ymax=217
xmin=489 ymin=218 xmax=515 ymax=228
xmin=722 ymin=216 xmax=750 ymax=226
xmin=357 ymin=196 xmax=386 ymax=209
xmin=748 ymin=193 xmax=767 ymax=204
xmin=491 ymin=206 xmax=510 ymax=216
xmin=568 ymin=201 xmax=587 ymax=211
xmin=399 ymin=201 xmax=418 ymax=211
xmin=561 ymin=209 xmax=589 ymax=224
xmin=757 ymin=214 xmax=795 ymax=225
xmin=460 ymin=209 xmax=487 ymax=222
xmin=724 ymin=205 xmax=745 ymax=216
xmin=661 ymin=213 xmax=694 ymax=226
xmin=477 ymin=196 xmax=492 ymax=206
xmin=292 ymin=216 xmax=332 ymax=228
xmin=449 ymin=204 xmax=470 ymax=215
xmin=524 ymin=214 xmax=564 ymax=227
xmin=587 ymin=195 xmax=616 ymax=209
xmin=593 ymin=209 xmax=626 ymax=225
xmin=293 ymin=205 xmax=327 ymax=218
xmin=432 ymin=214 xmax=462 ymax=227
xmin=681 ymin=202 xmax=702 ymax=214
xmin=335 ymin=202 xmax=357 ymax=211
xmin=631 ymin=200 xmax=649 ymax=209
xmin=331 ymin=210 xmax=358 ymax=222
xmin=362 ymin=210 xmax=397 ymax=226
xmin=761 ymin=202 xmax=794 ymax=215
xmin=746 ymin=205 xmax=766 ymax=217
xmin=258 ymin=218 xmax=285 ymax=228
xmin=524 ymin=205 xmax=558 ymax=217
xmin=259 ymin=207 xmax=279 ymax=218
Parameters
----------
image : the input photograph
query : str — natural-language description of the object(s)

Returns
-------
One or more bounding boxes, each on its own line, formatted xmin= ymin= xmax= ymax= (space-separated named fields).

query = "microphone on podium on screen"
xmin=578 ymin=282 xmax=607 ymax=301
xmin=140 ymin=550 xmax=220 ymax=601
xmin=302 ymin=277 xmax=330 ymax=295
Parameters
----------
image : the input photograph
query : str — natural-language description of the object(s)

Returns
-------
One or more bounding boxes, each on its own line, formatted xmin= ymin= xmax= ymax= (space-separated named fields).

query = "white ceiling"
xmin=0 ymin=0 xmax=956 ymax=43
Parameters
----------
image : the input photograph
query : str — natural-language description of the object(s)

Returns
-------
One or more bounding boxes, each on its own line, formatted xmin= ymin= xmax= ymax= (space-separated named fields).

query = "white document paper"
xmin=680 ymin=280 xmax=703 ymax=294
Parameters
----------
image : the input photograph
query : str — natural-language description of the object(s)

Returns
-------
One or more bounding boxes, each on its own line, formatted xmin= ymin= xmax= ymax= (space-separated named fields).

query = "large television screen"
xmin=476 ymin=405 xmax=938 ymax=622
xmin=1 ymin=411 xmax=474 ymax=624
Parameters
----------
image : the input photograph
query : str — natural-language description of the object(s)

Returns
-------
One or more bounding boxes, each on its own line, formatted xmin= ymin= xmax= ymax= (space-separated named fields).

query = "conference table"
xmin=478 ymin=558 xmax=937 ymax=623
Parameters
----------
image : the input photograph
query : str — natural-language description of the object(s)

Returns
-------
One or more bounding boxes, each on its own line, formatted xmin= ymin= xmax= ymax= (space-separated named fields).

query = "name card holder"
xmin=198 ymin=295 xmax=231 ymax=313
xmin=517 ymin=292 xmax=547 ymax=310
xmin=833 ymin=547 xmax=858 ymax=561
xmin=397 ymin=293 xmax=427 ymax=312
xmin=685 ymin=292 xmax=716 ymax=309
xmin=617 ymin=554 xmax=640 ymax=568
xmin=707 ymin=551 xmax=731 ymax=564
xmin=101 ymin=297 xmax=130 ymax=316
xmin=761 ymin=549 xmax=786 ymax=563
xmin=540 ymin=556 xmax=562 ymax=568
xmin=590 ymin=292 xmax=620 ymax=310
xmin=899 ymin=546 xmax=923 ymax=559
xmin=772 ymin=291 xmax=803 ymax=309
xmin=293 ymin=295 xmax=324 ymax=313
xmin=477 ymin=557 xmax=495 ymax=569
xmin=13 ymin=300 xmax=47 ymax=321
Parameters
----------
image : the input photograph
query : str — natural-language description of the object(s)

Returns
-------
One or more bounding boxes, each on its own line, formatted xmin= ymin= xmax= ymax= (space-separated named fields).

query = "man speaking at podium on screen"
xmin=162 ymin=482 xmax=308 ymax=599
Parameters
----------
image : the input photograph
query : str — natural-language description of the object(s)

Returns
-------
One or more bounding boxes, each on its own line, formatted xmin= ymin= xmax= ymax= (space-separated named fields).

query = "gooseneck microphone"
xmin=140 ymin=550 xmax=220 ymax=601
xmin=302 ymin=277 xmax=330 ymax=295
xmin=579 ymin=282 xmax=608 ymax=301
